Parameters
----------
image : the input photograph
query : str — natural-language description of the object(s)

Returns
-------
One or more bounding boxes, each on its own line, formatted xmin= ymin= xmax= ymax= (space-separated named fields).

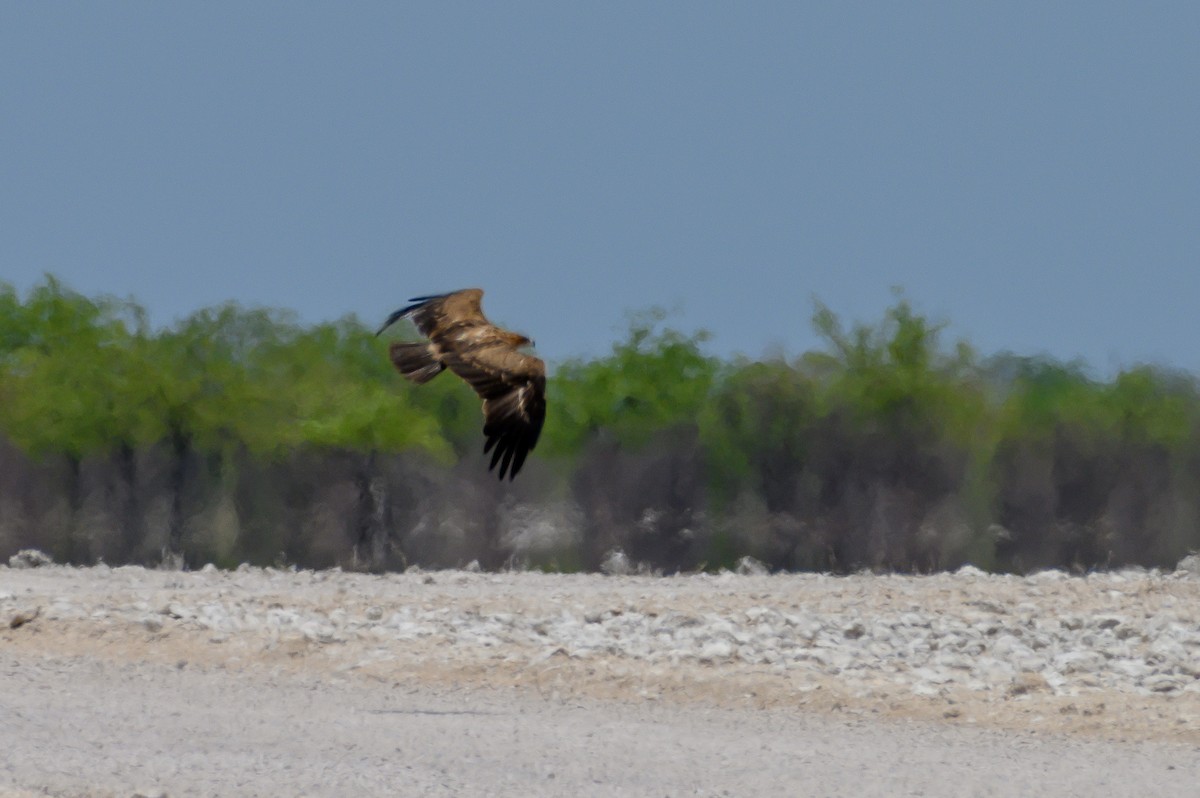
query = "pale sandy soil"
xmin=2 ymin=564 xmax=1199 ymax=796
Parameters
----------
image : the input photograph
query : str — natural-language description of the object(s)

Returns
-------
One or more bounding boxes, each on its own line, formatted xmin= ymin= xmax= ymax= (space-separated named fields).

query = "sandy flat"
xmin=2 ymin=565 xmax=1198 ymax=796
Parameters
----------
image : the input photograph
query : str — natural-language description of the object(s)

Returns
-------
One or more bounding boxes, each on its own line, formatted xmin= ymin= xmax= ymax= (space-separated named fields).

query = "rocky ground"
xmin=2 ymin=558 xmax=1200 ymax=796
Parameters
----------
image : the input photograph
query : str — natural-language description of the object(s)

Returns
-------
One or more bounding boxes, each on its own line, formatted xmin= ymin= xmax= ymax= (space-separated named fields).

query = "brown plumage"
xmin=376 ymin=288 xmax=546 ymax=480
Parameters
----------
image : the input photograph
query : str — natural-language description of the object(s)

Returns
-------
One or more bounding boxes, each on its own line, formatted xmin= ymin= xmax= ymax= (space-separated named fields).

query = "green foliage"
xmin=0 ymin=278 xmax=152 ymax=458
xmin=151 ymin=304 xmax=303 ymax=456
xmin=0 ymin=280 xmax=455 ymax=463
xmin=1103 ymin=366 xmax=1199 ymax=448
xmin=545 ymin=308 xmax=717 ymax=453
xmin=700 ymin=358 xmax=819 ymax=506
xmin=993 ymin=358 xmax=1101 ymax=438
xmin=2 ymin=274 xmax=1200 ymax=573
xmin=808 ymin=295 xmax=985 ymax=449
xmin=291 ymin=321 xmax=450 ymax=458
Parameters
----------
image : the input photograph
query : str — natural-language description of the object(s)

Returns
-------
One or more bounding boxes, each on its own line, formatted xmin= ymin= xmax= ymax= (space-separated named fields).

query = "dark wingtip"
xmin=375 ymin=294 xmax=446 ymax=337
xmin=484 ymin=433 xmax=533 ymax=481
xmin=374 ymin=307 xmax=409 ymax=337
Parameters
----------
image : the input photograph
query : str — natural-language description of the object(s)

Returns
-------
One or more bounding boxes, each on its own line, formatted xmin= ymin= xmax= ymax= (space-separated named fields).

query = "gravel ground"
xmin=2 ymin=561 xmax=1200 ymax=796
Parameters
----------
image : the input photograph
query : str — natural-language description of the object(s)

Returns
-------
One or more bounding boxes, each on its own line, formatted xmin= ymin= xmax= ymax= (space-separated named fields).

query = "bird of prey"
xmin=376 ymin=289 xmax=546 ymax=480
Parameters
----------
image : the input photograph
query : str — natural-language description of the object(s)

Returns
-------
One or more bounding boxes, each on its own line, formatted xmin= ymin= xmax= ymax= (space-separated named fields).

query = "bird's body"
xmin=377 ymin=289 xmax=546 ymax=480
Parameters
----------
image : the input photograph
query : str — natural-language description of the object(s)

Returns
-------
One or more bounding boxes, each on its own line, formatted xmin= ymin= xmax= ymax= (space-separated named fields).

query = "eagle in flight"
xmin=376 ymin=289 xmax=546 ymax=480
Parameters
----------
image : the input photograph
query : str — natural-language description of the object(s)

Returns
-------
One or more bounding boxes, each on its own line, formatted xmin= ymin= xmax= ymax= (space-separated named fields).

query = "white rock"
xmin=1175 ymin=553 xmax=1200 ymax=578
xmin=8 ymin=549 xmax=53 ymax=568
xmin=735 ymin=556 xmax=769 ymax=576
xmin=1143 ymin=674 xmax=1189 ymax=693
xmin=911 ymin=666 xmax=955 ymax=685
xmin=698 ymin=640 xmax=734 ymax=663
xmin=600 ymin=549 xmax=632 ymax=576
xmin=1052 ymin=651 xmax=1106 ymax=675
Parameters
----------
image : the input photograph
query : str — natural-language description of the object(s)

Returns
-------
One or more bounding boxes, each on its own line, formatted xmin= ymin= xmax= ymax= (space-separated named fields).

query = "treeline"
xmin=2 ymin=277 xmax=1198 ymax=574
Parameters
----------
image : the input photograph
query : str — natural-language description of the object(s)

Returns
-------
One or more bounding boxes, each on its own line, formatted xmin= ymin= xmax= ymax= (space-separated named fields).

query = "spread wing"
xmin=444 ymin=345 xmax=546 ymax=481
xmin=375 ymin=289 xmax=487 ymax=339
xmin=378 ymin=288 xmax=546 ymax=480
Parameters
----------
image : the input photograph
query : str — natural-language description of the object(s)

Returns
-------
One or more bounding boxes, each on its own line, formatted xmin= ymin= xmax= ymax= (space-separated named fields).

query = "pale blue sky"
xmin=2 ymin=3 xmax=1198 ymax=374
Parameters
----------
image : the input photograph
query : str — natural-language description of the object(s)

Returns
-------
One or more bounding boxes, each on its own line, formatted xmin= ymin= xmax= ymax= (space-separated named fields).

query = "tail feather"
xmin=389 ymin=342 xmax=445 ymax=384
